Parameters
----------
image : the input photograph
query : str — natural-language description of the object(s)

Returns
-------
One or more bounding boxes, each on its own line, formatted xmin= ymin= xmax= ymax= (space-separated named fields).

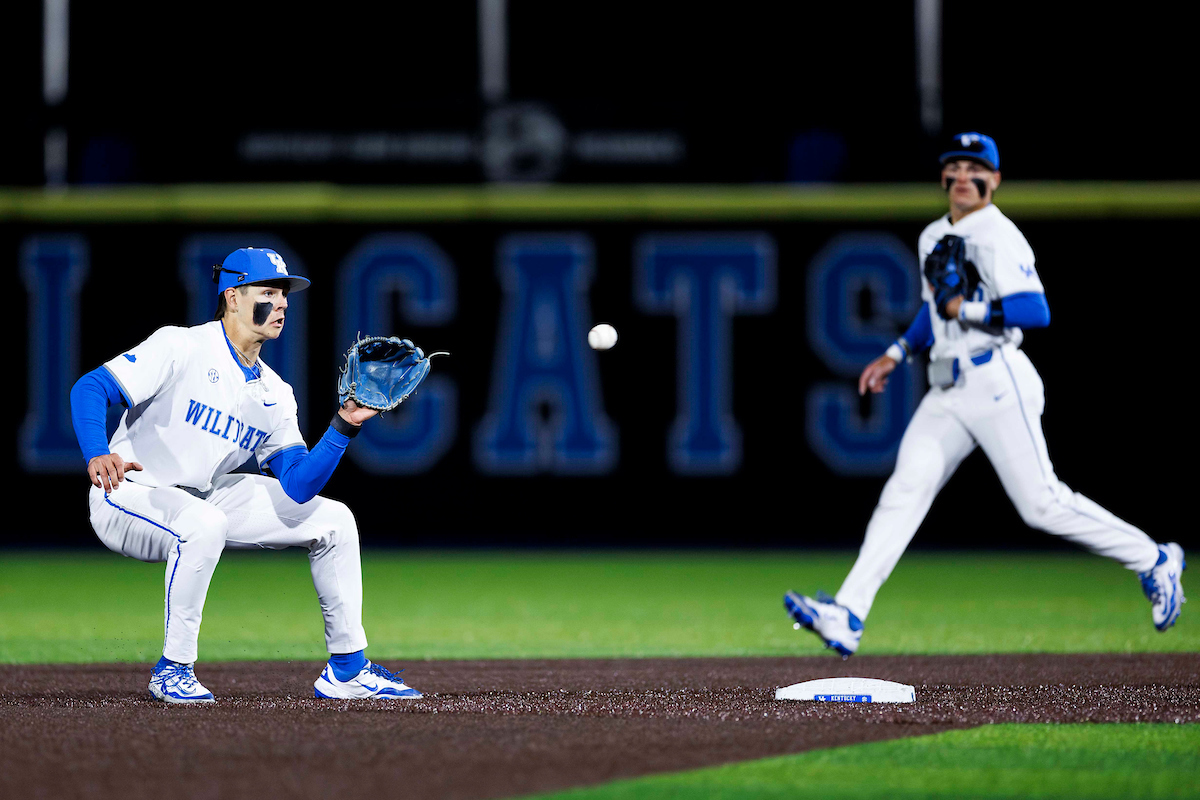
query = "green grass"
xmin=525 ymin=724 xmax=1200 ymax=799
xmin=3 ymin=182 xmax=1200 ymax=223
xmin=0 ymin=550 xmax=1193 ymax=663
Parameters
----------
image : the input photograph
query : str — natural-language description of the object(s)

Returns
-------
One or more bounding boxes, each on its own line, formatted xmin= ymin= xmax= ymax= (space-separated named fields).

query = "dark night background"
xmin=2 ymin=3 xmax=1191 ymax=185
xmin=4 ymin=2 xmax=1193 ymax=551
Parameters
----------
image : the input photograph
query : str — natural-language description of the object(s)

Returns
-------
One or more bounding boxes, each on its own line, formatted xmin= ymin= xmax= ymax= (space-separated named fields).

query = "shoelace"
xmin=158 ymin=663 xmax=198 ymax=690
xmin=367 ymin=662 xmax=405 ymax=683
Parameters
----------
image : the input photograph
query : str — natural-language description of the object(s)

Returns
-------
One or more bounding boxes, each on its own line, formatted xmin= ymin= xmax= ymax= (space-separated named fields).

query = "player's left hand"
xmin=336 ymin=335 xmax=438 ymax=413
xmin=338 ymin=399 xmax=378 ymax=427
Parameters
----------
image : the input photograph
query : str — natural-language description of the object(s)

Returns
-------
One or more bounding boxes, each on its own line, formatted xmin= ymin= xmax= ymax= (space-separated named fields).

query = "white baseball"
xmin=588 ymin=323 xmax=618 ymax=350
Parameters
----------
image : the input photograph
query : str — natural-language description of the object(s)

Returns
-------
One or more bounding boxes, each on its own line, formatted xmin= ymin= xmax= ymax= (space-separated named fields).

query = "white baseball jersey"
xmin=102 ymin=320 xmax=304 ymax=491
xmin=834 ymin=203 xmax=1160 ymax=624
xmin=917 ymin=203 xmax=1045 ymax=363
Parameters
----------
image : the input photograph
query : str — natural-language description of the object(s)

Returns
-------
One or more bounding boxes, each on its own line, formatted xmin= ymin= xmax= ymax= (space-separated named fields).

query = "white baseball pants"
xmin=835 ymin=344 xmax=1160 ymax=621
xmin=88 ymin=473 xmax=368 ymax=664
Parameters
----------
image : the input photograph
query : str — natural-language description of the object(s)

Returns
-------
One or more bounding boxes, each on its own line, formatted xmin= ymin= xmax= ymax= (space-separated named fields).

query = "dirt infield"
xmin=2 ymin=654 xmax=1197 ymax=800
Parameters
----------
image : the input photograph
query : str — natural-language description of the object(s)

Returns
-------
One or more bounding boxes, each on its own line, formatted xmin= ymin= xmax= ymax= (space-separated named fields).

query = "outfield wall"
xmin=7 ymin=183 xmax=1192 ymax=548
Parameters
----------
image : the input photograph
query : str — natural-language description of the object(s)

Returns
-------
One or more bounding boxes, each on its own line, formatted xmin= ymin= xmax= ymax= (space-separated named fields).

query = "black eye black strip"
xmin=253 ymin=301 xmax=273 ymax=327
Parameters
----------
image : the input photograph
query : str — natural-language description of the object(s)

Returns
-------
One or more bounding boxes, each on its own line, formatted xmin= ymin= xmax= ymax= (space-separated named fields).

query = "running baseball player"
xmin=785 ymin=133 xmax=1186 ymax=656
xmin=70 ymin=247 xmax=422 ymax=702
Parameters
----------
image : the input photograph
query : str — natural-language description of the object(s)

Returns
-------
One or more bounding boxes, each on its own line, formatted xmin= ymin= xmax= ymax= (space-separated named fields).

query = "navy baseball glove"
xmin=337 ymin=336 xmax=442 ymax=412
xmin=923 ymin=234 xmax=971 ymax=319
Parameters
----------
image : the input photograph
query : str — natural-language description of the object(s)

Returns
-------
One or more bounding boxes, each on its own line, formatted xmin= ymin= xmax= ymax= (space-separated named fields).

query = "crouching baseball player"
xmin=785 ymin=133 xmax=1186 ymax=657
xmin=70 ymin=247 xmax=427 ymax=703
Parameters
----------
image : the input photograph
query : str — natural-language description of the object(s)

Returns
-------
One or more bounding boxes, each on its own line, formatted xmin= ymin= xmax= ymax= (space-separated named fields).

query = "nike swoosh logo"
xmin=123 ymin=354 xmax=137 ymax=362
xmin=994 ymin=392 xmax=1007 ymax=402
xmin=264 ymin=402 xmax=277 ymax=407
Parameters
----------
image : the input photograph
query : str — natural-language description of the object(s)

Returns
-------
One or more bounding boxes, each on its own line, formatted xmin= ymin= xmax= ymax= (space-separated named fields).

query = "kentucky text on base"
xmin=70 ymin=247 xmax=423 ymax=702
xmin=785 ymin=133 xmax=1186 ymax=657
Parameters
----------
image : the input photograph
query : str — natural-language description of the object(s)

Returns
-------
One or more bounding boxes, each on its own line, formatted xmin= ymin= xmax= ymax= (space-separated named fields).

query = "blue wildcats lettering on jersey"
xmin=184 ymin=400 xmax=206 ymax=426
xmin=181 ymin=399 xmax=268 ymax=452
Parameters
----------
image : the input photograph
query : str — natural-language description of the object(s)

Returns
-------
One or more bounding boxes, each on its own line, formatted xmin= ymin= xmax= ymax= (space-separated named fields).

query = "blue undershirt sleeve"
xmin=900 ymin=304 xmax=935 ymax=353
xmin=262 ymin=427 xmax=353 ymax=505
xmin=70 ymin=367 xmax=129 ymax=463
xmin=996 ymin=292 xmax=1051 ymax=329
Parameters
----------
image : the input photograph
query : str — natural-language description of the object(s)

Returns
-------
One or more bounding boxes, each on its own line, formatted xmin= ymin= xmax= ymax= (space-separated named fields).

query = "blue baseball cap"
xmin=939 ymin=132 xmax=1000 ymax=171
xmin=214 ymin=247 xmax=311 ymax=294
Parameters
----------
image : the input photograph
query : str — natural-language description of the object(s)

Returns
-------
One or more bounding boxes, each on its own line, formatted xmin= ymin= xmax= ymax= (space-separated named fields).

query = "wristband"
xmin=885 ymin=343 xmax=906 ymax=363
xmin=988 ymin=299 xmax=1005 ymax=327
xmin=330 ymin=412 xmax=362 ymax=439
xmin=958 ymin=301 xmax=990 ymax=324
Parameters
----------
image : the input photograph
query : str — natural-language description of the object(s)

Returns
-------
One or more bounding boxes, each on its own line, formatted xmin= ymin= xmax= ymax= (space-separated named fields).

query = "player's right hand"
xmin=858 ymin=355 xmax=898 ymax=396
xmin=87 ymin=454 xmax=143 ymax=493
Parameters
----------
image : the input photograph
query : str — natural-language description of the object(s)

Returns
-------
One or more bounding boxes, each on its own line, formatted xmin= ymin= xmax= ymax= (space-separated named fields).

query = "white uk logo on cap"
xmin=266 ymin=251 xmax=288 ymax=274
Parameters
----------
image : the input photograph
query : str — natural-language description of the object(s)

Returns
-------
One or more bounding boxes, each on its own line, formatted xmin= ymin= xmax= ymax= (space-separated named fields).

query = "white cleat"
xmin=148 ymin=662 xmax=215 ymax=704
xmin=1141 ymin=543 xmax=1187 ymax=632
xmin=313 ymin=660 xmax=424 ymax=699
xmin=784 ymin=590 xmax=864 ymax=658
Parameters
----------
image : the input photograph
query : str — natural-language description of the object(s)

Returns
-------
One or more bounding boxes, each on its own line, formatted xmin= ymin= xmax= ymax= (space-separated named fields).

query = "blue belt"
xmin=952 ymin=349 xmax=993 ymax=382
xmin=928 ymin=348 xmax=996 ymax=388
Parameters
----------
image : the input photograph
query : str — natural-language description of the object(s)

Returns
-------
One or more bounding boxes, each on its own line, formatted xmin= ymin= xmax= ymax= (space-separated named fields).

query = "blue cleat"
xmin=1140 ymin=543 xmax=1187 ymax=632
xmin=784 ymin=590 xmax=863 ymax=659
xmin=148 ymin=662 xmax=215 ymax=704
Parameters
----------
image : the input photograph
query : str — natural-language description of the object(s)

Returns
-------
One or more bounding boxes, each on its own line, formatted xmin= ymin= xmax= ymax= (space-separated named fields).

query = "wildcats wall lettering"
xmin=635 ymin=234 xmax=776 ymax=475
xmin=20 ymin=230 xmax=908 ymax=479
xmin=336 ymin=234 xmax=457 ymax=475
xmin=19 ymin=236 xmax=89 ymax=473
xmin=805 ymin=233 xmax=924 ymax=475
xmin=475 ymin=234 xmax=616 ymax=475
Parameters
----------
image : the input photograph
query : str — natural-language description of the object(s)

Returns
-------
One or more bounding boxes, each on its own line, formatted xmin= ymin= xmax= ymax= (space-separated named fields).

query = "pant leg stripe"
xmin=998 ymin=349 xmax=1048 ymax=482
xmin=103 ymin=494 xmax=184 ymax=544
xmin=163 ymin=543 xmax=182 ymax=647
xmin=102 ymin=493 xmax=185 ymax=649
xmin=998 ymin=350 xmax=1149 ymax=546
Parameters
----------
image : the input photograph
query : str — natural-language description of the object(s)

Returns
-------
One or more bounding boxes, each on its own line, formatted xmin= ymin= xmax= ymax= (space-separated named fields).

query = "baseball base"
xmin=775 ymin=677 xmax=915 ymax=703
